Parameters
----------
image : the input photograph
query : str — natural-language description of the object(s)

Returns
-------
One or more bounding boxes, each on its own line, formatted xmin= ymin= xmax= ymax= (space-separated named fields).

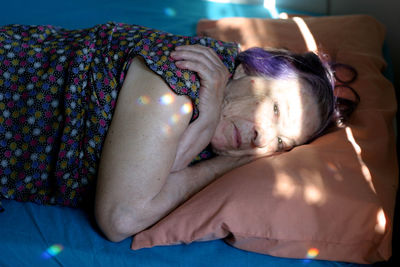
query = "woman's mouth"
xmin=233 ymin=124 xmax=242 ymax=149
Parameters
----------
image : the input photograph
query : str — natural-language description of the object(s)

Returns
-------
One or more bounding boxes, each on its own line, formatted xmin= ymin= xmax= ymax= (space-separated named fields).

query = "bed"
xmin=0 ymin=0 xmax=398 ymax=266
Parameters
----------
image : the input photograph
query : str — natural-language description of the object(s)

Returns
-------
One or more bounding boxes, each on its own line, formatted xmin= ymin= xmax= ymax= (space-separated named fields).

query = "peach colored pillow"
xmin=131 ymin=15 xmax=398 ymax=264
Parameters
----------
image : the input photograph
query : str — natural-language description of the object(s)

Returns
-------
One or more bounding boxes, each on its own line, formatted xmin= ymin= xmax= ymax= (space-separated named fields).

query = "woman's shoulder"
xmin=121 ymin=56 xmax=193 ymax=123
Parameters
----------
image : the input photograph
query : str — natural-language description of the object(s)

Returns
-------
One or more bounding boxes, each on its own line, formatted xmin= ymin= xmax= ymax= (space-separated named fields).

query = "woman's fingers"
xmin=175 ymin=59 xmax=225 ymax=102
xmin=174 ymin=45 xmax=223 ymax=67
xmin=171 ymin=45 xmax=229 ymax=87
xmin=171 ymin=45 xmax=228 ymax=77
xmin=174 ymin=60 xmax=211 ymax=81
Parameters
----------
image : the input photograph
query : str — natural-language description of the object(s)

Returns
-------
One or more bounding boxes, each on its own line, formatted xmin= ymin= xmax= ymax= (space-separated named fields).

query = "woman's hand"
xmin=169 ymin=45 xmax=231 ymax=171
xmin=171 ymin=45 xmax=230 ymax=127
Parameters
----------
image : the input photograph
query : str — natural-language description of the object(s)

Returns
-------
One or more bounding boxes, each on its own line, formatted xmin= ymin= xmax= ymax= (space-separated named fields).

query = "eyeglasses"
xmin=331 ymin=63 xmax=361 ymax=124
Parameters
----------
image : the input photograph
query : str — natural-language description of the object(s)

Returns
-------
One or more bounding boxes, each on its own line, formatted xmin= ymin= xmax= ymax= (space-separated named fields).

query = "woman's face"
xmin=211 ymin=68 xmax=321 ymax=157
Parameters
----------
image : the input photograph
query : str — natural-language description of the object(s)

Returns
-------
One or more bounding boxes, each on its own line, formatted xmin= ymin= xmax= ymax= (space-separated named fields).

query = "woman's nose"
xmin=252 ymin=126 xmax=274 ymax=148
xmin=252 ymin=128 xmax=265 ymax=148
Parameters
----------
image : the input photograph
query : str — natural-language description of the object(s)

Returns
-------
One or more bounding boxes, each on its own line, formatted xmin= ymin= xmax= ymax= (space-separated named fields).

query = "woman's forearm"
xmin=171 ymin=118 xmax=218 ymax=172
xmin=131 ymin=155 xmax=252 ymax=236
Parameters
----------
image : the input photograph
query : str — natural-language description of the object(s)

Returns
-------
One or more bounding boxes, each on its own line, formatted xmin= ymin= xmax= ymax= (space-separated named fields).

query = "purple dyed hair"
xmin=236 ymin=47 xmax=339 ymax=143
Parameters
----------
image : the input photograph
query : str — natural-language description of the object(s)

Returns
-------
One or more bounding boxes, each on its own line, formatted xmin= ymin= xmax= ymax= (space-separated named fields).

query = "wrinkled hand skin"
xmin=171 ymin=44 xmax=230 ymax=129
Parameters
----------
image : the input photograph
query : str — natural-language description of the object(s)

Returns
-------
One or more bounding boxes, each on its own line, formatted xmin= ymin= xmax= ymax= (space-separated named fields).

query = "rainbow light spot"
xmin=161 ymin=124 xmax=171 ymax=135
xmin=164 ymin=7 xmax=177 ymax=17
xmin=180 ymin=103 xmax=192 ymax=114
xmin=169 ymin=114 xmax=180 ymax=125
xmin=160 ymin=93 xmax=174 ymax=105
xmin=307 ymin=248 xmax=319 ymax=258
xmin=41 ymin=244 xmax=64 ymax=259
xmin=137 ymin=95 xmax=150 ymax=105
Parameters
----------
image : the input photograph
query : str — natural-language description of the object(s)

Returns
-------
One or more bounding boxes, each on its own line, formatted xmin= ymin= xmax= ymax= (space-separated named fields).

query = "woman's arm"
xmin=95 ymin=56 xmax=192 ymax=242
xmin=148 ymin=154 xmax=252 ymax=226
xmin=95 ymin=52 xmax=239 ymax=243
xmin=102 ymin=154 xmax=250 ymax=242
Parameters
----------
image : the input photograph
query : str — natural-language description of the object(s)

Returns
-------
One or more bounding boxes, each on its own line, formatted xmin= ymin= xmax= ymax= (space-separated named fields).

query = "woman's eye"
xmin=273 ymin=103 xmax=279 ymax=116
xmin=277 ymin=137 xmax=284 ymax=151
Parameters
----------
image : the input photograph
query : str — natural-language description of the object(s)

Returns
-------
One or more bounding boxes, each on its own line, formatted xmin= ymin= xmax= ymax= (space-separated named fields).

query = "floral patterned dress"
xmin=0 ymin=22 xmax=239 ymax=207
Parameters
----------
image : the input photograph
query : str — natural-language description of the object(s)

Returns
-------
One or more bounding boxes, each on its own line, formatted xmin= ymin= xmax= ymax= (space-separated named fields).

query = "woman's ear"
xmin=233 ymin=64 xmax=247 ymax=80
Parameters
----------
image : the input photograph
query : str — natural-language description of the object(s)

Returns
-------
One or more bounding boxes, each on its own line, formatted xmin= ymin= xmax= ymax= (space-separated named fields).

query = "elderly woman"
xmin=0 ymin=22 xmax=344 ymax=242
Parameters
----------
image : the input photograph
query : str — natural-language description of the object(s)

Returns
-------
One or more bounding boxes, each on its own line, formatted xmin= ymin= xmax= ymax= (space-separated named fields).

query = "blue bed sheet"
xmin=0 ymin=199 xmax=362 ymax=267
xmin=0 ymin=0 xmax=382 ymax=266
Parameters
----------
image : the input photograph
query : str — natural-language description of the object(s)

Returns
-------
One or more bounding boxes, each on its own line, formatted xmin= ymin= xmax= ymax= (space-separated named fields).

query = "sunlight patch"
xmin=345 ymin=127 xmax=376 ymax=194
xmin=293 ymin=17 xmax=318 ymax=52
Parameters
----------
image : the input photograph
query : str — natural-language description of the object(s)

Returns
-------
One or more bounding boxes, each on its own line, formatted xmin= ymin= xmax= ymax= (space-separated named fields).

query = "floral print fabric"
xmin=0 ymin=22 xmax=238 ymax=207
